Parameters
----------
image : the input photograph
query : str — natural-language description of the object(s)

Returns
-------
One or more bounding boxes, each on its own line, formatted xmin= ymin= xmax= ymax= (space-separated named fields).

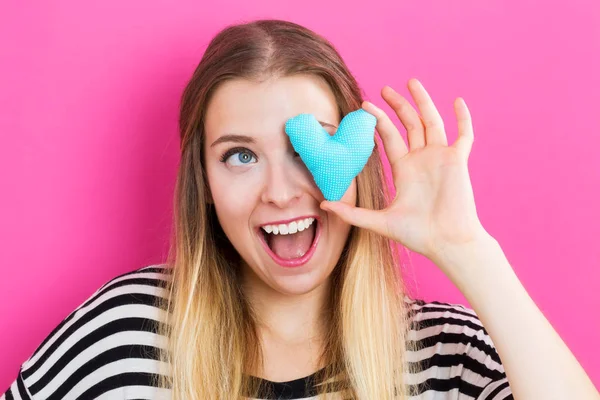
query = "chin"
xmin=268 ymin=267 xmax=334 ymax=296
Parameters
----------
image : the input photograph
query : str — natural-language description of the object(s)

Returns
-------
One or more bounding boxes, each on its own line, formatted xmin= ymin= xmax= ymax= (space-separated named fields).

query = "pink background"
xmin=1 ymin=0 xmax=599 ymax=392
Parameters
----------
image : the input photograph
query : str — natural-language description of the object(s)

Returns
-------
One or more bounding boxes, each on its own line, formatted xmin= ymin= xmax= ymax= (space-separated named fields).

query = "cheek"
xmin=207 ymin=168 xmax=261 ymax=230
xmin=340 ymin=179 xmax=358 ymax=206
xmin=212 ymin=185 xmax=251 ymax=217
xmin=330 ymin=179 xmax=357 ymax=232
xmin=211 ymin=189 xmax=253 ymax=249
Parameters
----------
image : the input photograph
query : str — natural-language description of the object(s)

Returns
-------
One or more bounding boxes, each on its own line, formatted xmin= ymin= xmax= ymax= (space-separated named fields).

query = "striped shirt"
xmin=1 ymin=265 xmax=513 ymax=400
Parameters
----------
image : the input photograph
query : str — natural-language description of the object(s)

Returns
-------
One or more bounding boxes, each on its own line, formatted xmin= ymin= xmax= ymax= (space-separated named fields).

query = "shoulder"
xmin=35 ymin=264 xmax=173 ymax=350
xmin=403 ymin=297 xmax=513 ymax=399
xmin=2 ymin=264 xmax=172 ymax=400
xmin=405 ymin=296 xmax=487 ymax=334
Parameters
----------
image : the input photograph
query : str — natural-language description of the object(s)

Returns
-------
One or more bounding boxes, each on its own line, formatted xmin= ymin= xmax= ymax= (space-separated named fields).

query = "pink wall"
xmin=1 ymin=0 xmax=599 ymax=391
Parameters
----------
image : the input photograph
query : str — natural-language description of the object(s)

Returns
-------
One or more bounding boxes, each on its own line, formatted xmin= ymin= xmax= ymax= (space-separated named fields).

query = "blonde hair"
xmin=155 ymin=18 xmax=423 ymax=399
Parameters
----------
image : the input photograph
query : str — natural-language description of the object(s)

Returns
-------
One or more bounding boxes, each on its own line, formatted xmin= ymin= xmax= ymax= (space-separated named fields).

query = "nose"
xmin=260 ymin=159 xmax=304 ymax=208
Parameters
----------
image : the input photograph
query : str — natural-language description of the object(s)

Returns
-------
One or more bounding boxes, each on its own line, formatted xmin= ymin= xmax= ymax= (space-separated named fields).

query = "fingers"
xmin=407 ymin=79 xmax=448 ymax=147
xmin=320 ymin=200 xmax=389 ymax=237
xmin=361 ymin=100 xmax=408 ymax=173
xmin=363 ymin=80 xmax=471 ymax=166
xmin=380 ymin=85 xmax=427 ymax=150
xmin=453 ymin=97 xmax=474 ymax=161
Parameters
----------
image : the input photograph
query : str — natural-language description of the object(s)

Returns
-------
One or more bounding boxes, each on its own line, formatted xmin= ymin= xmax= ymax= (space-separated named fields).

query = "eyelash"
xmin=219 ymin=146 xmax=256 ymax=164
xmin=219 ymin=147 xmax=301 ymax=164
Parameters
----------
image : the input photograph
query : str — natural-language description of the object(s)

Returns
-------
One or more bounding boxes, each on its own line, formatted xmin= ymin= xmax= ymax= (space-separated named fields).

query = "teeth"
xmin=261 ymin=217 xmax=315 ymax=235
xmin=288 ymin=221 xmax=298 ymax=234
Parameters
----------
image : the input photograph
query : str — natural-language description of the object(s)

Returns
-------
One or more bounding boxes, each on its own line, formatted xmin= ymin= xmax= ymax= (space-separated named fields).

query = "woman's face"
xmin=204 ymin=74 xmax=356 ymax=295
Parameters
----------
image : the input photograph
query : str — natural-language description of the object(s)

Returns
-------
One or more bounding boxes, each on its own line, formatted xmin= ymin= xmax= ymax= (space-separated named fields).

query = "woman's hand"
xmin=320 ymin=78 xmax=492 ymax=267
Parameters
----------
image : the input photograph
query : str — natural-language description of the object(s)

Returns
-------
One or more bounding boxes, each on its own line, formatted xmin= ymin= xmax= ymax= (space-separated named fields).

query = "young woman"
xmin=2 ymin=19 xmax=598 ymax=400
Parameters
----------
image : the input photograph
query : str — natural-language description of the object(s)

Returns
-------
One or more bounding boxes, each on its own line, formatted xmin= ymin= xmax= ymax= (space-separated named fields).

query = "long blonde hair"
xmin=155 ymin=18 xmax=423 ymax=399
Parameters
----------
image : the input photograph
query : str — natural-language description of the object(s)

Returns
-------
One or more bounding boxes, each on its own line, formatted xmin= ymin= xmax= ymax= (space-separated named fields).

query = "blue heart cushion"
xmin=285 ymin=108 xmax=377 ymax=201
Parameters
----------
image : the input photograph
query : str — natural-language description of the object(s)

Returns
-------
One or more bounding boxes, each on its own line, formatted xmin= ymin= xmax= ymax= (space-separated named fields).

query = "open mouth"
xmin=257 ymin=218 xmax=321 ymax=268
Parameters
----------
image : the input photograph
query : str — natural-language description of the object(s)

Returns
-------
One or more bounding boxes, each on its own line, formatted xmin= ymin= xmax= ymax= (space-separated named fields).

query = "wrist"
xmin=430 ymin=232 xmax=505 ymax=290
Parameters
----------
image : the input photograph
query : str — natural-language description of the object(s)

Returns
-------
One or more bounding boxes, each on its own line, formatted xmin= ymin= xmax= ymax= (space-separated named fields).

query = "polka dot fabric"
xmin=285 ymin=108 xmax=377 ymax=201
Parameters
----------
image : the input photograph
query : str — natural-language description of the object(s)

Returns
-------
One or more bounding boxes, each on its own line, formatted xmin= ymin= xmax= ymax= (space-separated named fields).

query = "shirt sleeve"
xmin=1 ymin=369 xmax=34 ymax=399
xmin=0 ymin=280 xmax=109 ymax=400
xmin=1 ymin=265 xmax=168 ymax=400
xmin=407 ymin=297 xmax=514 ymax=400
xmin=453 ymin=303 xmax=514 ymax=400
xmin=476 ymin=375 xmax=513 ymax=400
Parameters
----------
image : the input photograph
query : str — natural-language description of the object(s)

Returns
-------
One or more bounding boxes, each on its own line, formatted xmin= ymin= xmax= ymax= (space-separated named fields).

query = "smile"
xmin=256 ymin=216 xmax=321 ymax=268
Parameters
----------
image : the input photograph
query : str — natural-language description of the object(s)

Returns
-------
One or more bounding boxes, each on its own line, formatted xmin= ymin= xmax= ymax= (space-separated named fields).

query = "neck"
xmin=240 ymin=264 xmax=332 ymax=345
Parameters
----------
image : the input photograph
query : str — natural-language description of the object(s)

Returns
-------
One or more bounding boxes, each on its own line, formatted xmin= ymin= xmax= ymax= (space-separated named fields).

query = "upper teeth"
xmin=261 ymin=218 xmax=315 ymax=235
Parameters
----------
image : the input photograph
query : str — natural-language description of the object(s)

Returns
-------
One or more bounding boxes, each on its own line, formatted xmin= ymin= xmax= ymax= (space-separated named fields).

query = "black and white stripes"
xmin=403 ymin=298 xmax=513 ymax=399
xmin=1 ymin=265 xmax=512 ymax=399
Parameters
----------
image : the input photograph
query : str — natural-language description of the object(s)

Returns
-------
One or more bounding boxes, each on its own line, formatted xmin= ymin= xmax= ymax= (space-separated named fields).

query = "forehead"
xmin=204 ymin=74 xmax=340 ymax=140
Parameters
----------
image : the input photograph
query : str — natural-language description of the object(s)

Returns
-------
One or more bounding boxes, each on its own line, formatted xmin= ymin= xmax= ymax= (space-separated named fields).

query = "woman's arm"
xmin=434 ymin=233 xmax=600 ymax=400
xmin=320 ymin=79 xmax=599 ymax=399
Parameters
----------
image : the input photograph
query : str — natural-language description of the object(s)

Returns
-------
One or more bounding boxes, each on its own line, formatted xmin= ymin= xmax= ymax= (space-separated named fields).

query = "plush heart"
xmin=285 ymin=108 xmax=377 ymax=201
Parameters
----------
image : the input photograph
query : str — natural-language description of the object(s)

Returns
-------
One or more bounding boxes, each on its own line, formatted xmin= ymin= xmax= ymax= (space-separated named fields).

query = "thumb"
xmin=320 ymin=201 xmax=388 ymax=236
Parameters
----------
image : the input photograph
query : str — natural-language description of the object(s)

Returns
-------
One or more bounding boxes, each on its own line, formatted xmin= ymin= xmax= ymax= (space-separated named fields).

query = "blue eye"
xmin=232 ymin=151 xmax=255 ymax=165
xmin=219 ymin=147 xmax=257 ymax=166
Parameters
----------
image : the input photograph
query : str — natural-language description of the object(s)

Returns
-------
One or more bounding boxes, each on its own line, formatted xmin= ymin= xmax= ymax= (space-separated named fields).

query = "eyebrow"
xmin=210 ymin=120 xmax=338 ymax=148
